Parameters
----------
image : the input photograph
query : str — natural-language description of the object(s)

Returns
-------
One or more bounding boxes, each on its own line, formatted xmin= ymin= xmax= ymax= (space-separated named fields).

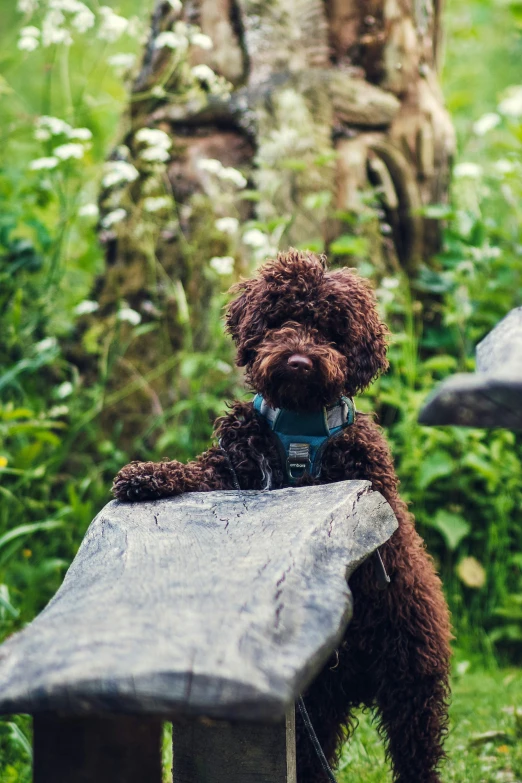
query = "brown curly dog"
xmin=113 ymin=249 xmax=451 ymax=783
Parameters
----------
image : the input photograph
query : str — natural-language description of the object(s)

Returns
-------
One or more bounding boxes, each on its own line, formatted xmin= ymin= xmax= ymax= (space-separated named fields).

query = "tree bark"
xmin=82 ymin=0 xmax=454 ymax=447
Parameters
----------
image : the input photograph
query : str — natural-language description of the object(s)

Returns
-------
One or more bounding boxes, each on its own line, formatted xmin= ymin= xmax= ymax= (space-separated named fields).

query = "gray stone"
xmin=0 ymin=481 xmax=396 ymax=721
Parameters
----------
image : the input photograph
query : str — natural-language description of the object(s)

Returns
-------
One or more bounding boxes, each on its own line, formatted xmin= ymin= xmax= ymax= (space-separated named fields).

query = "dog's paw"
xmin=111 ymin=460 xmax=184 ymax=502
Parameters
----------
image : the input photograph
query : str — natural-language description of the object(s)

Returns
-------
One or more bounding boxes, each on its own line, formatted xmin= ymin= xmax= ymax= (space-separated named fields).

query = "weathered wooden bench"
xmin=419 ymin=307 xmax=522 ymax=429
xmin=0 ymin=481 xmax=397 ymax=782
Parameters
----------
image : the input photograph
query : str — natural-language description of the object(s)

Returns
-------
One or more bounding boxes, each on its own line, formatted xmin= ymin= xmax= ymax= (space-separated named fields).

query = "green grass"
xmin=1 ymin=670 xmax=521 ymax=783
xmin=336 ymin=669 xmax=522 ymax=782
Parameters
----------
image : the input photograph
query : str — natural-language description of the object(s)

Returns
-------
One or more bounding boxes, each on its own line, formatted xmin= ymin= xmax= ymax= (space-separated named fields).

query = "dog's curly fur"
xmin=113 ymin=249 xmax=451 ymax=783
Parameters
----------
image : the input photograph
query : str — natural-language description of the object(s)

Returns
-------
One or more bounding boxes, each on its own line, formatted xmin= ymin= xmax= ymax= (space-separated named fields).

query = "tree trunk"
xmin=82 ymin=0 xmax=454 ymax=448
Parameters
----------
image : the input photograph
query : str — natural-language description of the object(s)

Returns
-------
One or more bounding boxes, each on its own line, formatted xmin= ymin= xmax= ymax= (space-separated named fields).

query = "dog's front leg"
xmin=371 ymin=533 xmax=451 ymax=783
xmin=321 ymin=416 xmax=451 ymax=781
xmin=111 ymin=447 xmax=234 ymax=502
xmin=337 ymin=539 xmax=451 ymax=783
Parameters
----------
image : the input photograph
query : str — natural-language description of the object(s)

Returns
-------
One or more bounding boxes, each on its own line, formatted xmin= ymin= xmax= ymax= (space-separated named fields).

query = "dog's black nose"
xmin=287 ymin=354 xmax=313 ymax=371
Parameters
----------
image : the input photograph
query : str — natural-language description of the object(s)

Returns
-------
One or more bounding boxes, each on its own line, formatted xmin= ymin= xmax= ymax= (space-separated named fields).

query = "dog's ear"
xmin=327 ymin=269 xmax=389 ymax=395
xmin=225 ymin=279 xmax=266 ymax=366
xmin=225 ymin=280 xmax=249 ymax=343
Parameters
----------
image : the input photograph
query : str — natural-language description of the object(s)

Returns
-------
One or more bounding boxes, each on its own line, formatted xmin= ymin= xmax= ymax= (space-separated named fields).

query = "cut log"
xmin=419 ymin=308 xmax=522 ymax=429
xmin=0 ymin=481 xmax=396 ymax=721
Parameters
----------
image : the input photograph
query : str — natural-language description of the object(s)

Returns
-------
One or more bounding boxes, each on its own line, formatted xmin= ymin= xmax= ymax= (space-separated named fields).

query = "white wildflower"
xmin=143 ymin=196 xmax=171 ymax=212
xmin=494 ymin=159 xmax=515 ymax=175
xmin=48 ymin=0 xmax=83 ymax=10
xmin=56 ymin=381 xmax=73 ymax=398
xmin=18 ymin=26 xmax=40 ymax=50
xmin=173 ymin=20 xmax=188 ymax=35
xmin=17 ymin=0 xmax=39 ymax=13
xmin=42 ymin=9 xmax=72 ymax=46
xmin=71 ymin=3 xmax=95 ymax=33
xmin=37 ymin=115 xmax=72 ymax=136
xmin=166 ymin=0 xmax=182 ymax=10
xmin=18 ymin=34 xmax=39 ymax=51
xmin=219 ymin=167 xmax=247 ymax=189
xmin=151 ymin=85 xmax=167 ymax=98
xmin=210 ymin=256 xmax=235 ymax=275
xmin=78 ymin=203 xmax=99 ymax=219
xmin=69 ymin=127 xmax=92 ymax=141
xmin=125 ymin=16 xmax=143 ymax=39
xmin=29 ymin=156 xmax=59 ymax=170
xmin=117 ymin=308 xmax=142 ymax=325
xmin=473 ymin=112 xmax=501 ymax=136
xmin=215 ymin=360 xmax=232 ymax=374
xmin=35 ymin=337 xmax=57 ymax=352
xmin=197 ymin=158 xmax=223 ymax=175
xmin=215 ymin=217 xmax=239 ymax=234
xmin=98 ymin=6 xmax=128 ymax=42
xmin=53 ymin=142 xmax=84 ymax=160
xmin=139 ymin=146 xmax=170 ymax=163
xmin=115 ymin=144 xmax=131 ymax=158
xmin=381 ymin=277 xmax=400 ymax=290
xmin=107 ymin=53 xmax=136 ymax=71
xmin=498 ymin=85 xmax=522 ymax=118
xmin=102 ymin=160 xmax=139 ymax=188
xmin=154 ymin=31 xmax=188 ymax=50
xmin=193 ymin=64 xmax=231 ymax=98
xmin=21 ymin=25 xmax=40 ymax=36
xmin=48 ymin=404 xmax=69 ymax=417
xmin=101 ymin=208 xmax=127 ymax=227
xmin=75 ymin=299 xmax=99 ymax=314
xmin=376 ymin=287 xmax=394 ymax=306
xmin=135 ymin=127 xmax=171 ymax=149
xmin=243 ymin=228 xmax=269 ymax=248
xmin=453 ymin=162 xmax=482 ymax=179
xmin=192 ymin=64 xmax=216 ymax=82
xmin=191 ymin=32 xmax=213 ymax=50
xmin=469 ymin=244 xmax=501 ymax=261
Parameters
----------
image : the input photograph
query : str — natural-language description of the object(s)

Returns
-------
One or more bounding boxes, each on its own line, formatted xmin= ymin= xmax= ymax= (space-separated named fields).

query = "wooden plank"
xmin=0 ymin=482 xmax=397 ymax=721
xmin=33 ymin=714 xmax=162 ymax=783
xmin=171 ymin=710 xmax=296 ymax=783
xmin=419 ymin=307 xmax=522 ymax=429
xmin=476 ymin=307 xmax=522 ymax=374
xmin=418 ymin=373 xmax=522 ymax=429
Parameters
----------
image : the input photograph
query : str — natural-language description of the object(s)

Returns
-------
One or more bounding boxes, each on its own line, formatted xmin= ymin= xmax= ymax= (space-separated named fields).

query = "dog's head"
xmin=225 ymin=249 xmax=389 ymax=411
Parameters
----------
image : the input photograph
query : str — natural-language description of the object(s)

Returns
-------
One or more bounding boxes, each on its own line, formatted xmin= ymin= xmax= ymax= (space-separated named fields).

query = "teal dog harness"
xmin=253 ymin=393 xmax=355 ymax=482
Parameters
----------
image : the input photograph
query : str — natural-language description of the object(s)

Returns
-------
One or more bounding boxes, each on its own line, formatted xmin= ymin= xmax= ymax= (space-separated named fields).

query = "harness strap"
xmin=253 ymin=394 xmax=355 ymax=483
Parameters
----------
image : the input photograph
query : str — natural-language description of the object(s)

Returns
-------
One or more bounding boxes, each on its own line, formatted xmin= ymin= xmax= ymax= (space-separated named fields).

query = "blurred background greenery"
xmin=1 ymin=0 xmax=522 ymax=780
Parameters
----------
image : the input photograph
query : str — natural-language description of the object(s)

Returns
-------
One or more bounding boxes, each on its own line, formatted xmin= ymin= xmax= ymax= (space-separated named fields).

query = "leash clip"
xmin=374 ymin=548 xmax=391 ymax=590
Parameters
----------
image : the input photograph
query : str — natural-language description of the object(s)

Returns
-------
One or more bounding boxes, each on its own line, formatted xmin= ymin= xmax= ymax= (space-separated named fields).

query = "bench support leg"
xmin=172 ymin=708 xmax=296 ymax=783
xmin=33 ymin=713 xmax=163 ymax=783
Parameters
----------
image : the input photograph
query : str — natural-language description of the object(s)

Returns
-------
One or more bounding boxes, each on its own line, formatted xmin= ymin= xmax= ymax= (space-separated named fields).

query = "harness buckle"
xmin=287 ymin=443 xmax=312 ymax=480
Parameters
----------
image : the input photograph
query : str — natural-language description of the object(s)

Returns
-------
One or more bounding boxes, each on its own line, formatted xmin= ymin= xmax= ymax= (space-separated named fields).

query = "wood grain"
xmin=171 ymin=709 xmax=296 ymax=783
xmin=476 ymin=307 xmax=522 ymax=374
xmin=0 ymin=482 xmax=397 ymax=721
